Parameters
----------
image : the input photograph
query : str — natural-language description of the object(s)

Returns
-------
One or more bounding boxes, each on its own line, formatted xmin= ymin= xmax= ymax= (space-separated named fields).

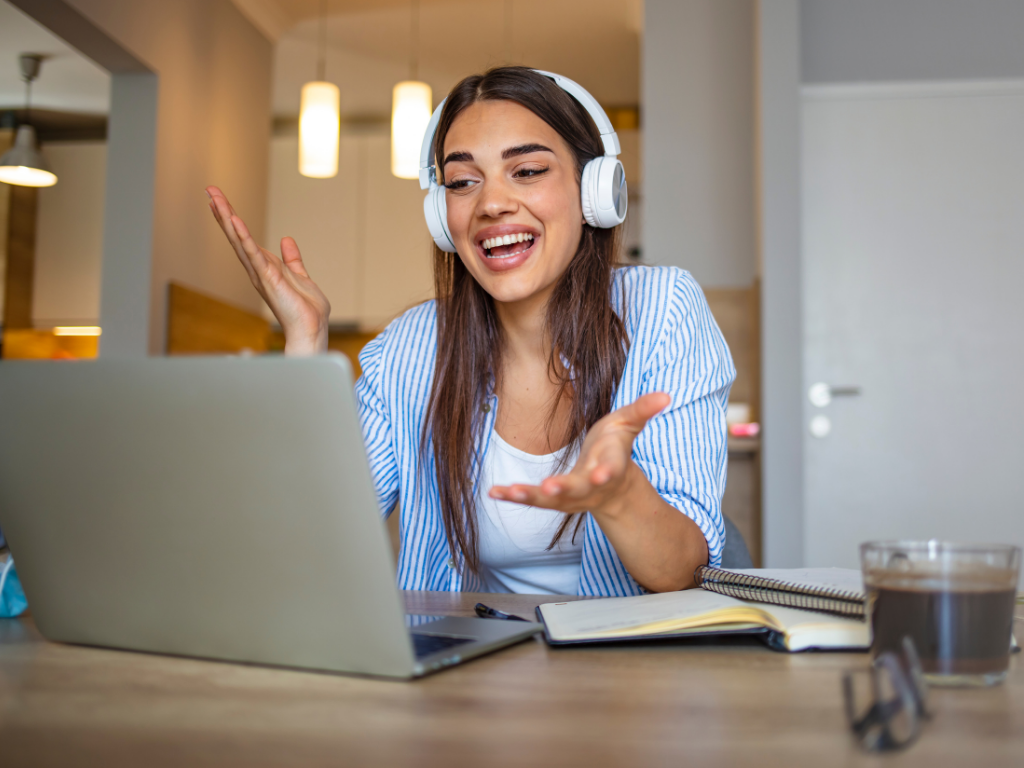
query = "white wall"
xmin=33 ymin=141 xmax=107 ymax=326
xmin=642 ymin=0 xmax=757 ymax=288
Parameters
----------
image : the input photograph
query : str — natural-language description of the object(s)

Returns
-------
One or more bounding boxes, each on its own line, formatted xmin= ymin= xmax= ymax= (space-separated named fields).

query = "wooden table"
xmin=1 ymin=592 xmax=1021 ymax=766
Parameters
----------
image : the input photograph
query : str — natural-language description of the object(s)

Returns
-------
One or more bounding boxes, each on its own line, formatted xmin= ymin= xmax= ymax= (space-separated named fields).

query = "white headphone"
xmin=418 ymin=70 xmax=628 ymax=253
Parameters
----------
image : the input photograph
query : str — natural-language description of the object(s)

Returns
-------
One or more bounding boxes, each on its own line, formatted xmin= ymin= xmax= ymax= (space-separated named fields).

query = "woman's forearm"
xmin=591 ymin=461 xmax=709 ymax=593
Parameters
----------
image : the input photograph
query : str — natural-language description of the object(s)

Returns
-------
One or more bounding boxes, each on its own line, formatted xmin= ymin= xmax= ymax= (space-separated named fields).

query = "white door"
xmin=801 ymin=82 xmax=1024 ymax=572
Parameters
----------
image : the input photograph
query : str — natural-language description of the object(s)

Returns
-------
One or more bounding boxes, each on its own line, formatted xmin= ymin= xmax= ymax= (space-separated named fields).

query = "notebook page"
xmin=724 ymin=568 xmax=865 ymax=598
xmin=539 ymin=589 xmax=758 ymax=640
xmin=763 ymin=604 xmax=870 ymax=650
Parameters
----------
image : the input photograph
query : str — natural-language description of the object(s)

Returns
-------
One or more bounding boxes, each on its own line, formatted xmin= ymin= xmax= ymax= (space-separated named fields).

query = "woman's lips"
xmin=477 ymin=236 xmax=537 ymax=273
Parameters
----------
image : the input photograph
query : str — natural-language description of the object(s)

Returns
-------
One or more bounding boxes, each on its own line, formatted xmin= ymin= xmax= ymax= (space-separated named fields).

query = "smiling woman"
xmin=207 ymin=67 xmax=735 ymax=597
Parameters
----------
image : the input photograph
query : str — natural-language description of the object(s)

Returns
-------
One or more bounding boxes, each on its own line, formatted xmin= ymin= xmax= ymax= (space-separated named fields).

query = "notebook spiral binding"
xmin=694 ymin=565 xmax=866 ymax=619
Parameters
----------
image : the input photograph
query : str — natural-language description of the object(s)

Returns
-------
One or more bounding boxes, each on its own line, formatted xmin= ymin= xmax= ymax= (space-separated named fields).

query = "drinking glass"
xmin=861 ymin=541 xmax=1020 ymax=687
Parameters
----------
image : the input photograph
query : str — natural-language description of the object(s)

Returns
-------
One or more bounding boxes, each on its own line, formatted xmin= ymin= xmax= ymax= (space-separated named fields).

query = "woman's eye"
xmin=514 ymin=166 xmax=549 ymax=179
xmin=444 ymin=179 xmax=475 ymax=190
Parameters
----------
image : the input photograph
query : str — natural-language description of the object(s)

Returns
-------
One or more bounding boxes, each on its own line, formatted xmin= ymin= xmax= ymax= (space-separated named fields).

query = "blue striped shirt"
xmin=356 ymin=265 xmax=735 ymax=596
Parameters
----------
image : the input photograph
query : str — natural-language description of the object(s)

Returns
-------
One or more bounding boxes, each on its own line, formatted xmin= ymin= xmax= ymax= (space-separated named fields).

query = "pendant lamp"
xmin=391 ymin=0 xmax=431 ymax=179
xmin=0 ymin=54 xmax=57 ymax=188
xmin=298 ymin=0 xmax=339 ymax=178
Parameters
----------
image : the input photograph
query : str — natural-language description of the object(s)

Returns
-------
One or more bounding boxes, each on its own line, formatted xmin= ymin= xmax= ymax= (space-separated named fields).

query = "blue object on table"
xmin=0 ymin=557 xmax=28 ymax=618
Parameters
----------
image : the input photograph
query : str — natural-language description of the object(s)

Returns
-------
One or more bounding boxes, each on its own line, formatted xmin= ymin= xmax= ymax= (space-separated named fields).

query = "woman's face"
xmin=441 ymin=100 xmax=584 ymax=307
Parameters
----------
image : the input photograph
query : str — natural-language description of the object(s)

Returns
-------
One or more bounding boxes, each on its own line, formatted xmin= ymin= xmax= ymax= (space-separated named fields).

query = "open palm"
xmin=488 ymin=392 xmax=671 ymax=515
xmin=207 ymin=186 xmax=330 ymax=355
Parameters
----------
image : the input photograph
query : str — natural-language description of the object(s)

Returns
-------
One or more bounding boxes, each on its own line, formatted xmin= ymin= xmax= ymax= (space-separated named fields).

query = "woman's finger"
xmin=206 ymin=186 xmax=238 ymax=218
xmin=488 ymin=483 xmax=577 ymax=512
xmin=207 ymin=190 xmax=260 ymax=283
xmin=539 ymin=472 xmax=592 ymax=499
xmin=281 ymin=236 xmax=310 ymax=278
xmin=611 ymin=392 xmax=671 ymax=435
xmin=230 ymin=214 xmax=272 ymax=275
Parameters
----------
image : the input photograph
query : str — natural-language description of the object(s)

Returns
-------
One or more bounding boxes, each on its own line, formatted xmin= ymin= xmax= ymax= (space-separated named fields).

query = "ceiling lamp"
xmin=0 ymin=54 xmax=57 ymax=188
xmin=298 ymin=1 xmax=339 ymax=178
xmin=391 ymin=0 xmax=431 ymax=179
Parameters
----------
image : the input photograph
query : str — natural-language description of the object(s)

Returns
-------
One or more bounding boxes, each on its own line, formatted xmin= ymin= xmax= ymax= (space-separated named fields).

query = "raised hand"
xmin=488 ymin=392 xmax=671 ymax=517
xmin=489 ymin=391 xmax=710 ymax=592
xmin=206 ymin=186 xmax=330 ymax=355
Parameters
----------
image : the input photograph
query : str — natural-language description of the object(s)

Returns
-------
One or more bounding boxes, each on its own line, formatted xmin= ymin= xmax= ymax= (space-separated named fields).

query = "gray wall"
xmin=642 ymin=0 xmax=757 ymax=288
xmin=802 ymin=0 xmax=1024 ymax=84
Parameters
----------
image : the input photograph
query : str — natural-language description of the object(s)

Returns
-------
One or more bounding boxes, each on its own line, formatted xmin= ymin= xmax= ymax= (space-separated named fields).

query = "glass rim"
xmin=860 ymin=540 xmax=1021 ymax=556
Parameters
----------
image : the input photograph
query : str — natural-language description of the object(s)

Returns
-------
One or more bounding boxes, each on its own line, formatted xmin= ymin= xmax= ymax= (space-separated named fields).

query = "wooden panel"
xmin=266 ymin=328 xmax=378 ymax=379
xmin=0 ymin=128 xmax=11 ymax=319
xmin=723 ymin=438 xmax=762 ymax=567
xmin=327 ymin=330 xmax=378 ymax=379
xmin=166 ymin=283 xmax=270 ymax=355
xmin=1 ymin=328 xmax=98 ymax=360
xmin=704 ymin=284 xmax=760 ymax=420
xmin=3 ymin=184 xmax=38 ymax=329
xmin=704 ymin=285 xmax=763 ymax=564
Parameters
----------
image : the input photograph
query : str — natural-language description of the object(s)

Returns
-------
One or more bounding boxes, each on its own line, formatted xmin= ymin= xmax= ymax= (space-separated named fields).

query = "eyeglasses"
xmin=843 ymin=636 xmax=931 ymax=751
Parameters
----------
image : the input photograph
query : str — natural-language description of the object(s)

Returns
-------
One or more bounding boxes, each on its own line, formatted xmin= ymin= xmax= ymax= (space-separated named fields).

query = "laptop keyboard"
xmin=411 ymin=632 xmax=474 ymax=659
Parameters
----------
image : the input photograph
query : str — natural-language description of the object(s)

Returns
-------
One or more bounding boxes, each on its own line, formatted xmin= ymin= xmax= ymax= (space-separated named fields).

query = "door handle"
xmin=808 ymin=383 xmax=862 ymax=408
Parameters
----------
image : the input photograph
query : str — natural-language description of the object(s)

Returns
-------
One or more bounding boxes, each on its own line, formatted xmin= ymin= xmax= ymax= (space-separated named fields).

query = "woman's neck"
xmin=494 ymin=284 xmax=554 ymax=366
xmin=492 ymin=284 xmax=573 ymax=455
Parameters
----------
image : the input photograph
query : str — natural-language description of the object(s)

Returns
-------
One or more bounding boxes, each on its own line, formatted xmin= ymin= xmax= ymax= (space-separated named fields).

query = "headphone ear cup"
xmin=580 ymin=159 xmax=600 ymax=228
xmin=423 ymin=185 xmax=458 ymax=252
xmin=580 ymin=156 xmax=628 ymax=229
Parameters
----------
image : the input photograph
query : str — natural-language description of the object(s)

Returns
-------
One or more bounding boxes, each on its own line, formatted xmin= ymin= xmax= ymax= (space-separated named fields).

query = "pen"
xmin=475 ymin=602 xmax=529 ymax=622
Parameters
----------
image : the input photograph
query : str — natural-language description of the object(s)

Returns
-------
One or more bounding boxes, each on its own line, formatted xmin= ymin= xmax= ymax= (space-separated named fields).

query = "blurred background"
xmin=1 ymin=0 xmax=1021 ymax=577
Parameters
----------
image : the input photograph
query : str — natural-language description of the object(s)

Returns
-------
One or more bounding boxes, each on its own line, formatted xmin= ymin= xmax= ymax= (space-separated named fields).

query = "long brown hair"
xmin=423 ymin=67 xmax=628 ymax=574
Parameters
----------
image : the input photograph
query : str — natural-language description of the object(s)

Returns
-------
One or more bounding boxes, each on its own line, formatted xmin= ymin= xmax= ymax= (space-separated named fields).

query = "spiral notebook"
xmin=536 ymin=568 xmax=869 ymax=652
xmin=694 ymin=566 xmax=867 ymax=618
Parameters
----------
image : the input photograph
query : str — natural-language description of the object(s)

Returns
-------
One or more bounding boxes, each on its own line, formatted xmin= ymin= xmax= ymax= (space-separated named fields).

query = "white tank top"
xmin=476 ymin=430 xmax=583 ymax=595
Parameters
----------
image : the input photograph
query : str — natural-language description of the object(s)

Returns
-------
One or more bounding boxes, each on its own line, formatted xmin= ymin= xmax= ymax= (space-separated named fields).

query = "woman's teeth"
xmin=481 ymin=233 xmax=534 ymax=251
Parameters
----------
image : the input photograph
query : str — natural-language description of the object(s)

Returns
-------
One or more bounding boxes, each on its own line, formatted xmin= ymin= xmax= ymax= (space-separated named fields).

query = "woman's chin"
xmin=476 ymin=272 xmax=553 ymax=306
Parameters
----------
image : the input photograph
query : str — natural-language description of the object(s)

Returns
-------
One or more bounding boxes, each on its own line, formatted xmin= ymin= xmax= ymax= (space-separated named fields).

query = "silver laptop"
xmin=0 ymin=355 xmax=539 ymax=678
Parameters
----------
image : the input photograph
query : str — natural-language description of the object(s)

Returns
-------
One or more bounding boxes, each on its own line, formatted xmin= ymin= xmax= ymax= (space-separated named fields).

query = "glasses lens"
xmin=843 ymin=669 xmax=876 ymax=727
xmin=901 ymin=635 xmax=931 ymax=717
xmin=844 ymin=654 xmax=921 ymax=751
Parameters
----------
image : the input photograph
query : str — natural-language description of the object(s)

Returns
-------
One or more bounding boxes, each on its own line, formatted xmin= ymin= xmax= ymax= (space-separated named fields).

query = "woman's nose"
xmin=475 ymin=177 xmax=518 ymax=219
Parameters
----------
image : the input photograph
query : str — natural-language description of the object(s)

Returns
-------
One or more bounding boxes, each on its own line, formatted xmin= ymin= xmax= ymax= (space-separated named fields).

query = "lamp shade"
xmin=391 ymin=81 xmax=432 ymax=179
xmin=0 ymin=125 xmax=57 ymax=187
xmin=299 ymin=81 xmax=340 ymax=178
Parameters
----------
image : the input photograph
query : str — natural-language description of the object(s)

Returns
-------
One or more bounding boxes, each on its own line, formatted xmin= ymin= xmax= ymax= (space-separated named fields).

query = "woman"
xmin=207 ymin=67 xmax=734 ymax=597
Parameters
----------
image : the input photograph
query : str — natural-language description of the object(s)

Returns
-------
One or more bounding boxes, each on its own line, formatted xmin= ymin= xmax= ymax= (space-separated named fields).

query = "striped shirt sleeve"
xmin=631 ymin=270 xmax=735 ymax=568
xmin=355 ymin=327 xmax=401 ymax=519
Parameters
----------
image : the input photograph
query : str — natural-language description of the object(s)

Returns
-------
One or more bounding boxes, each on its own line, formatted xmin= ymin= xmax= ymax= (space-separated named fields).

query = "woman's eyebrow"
xmin=442 ymin=151 xmax=473 ymax=167
xmin=502 ymin=143 xmax=553 ymax=160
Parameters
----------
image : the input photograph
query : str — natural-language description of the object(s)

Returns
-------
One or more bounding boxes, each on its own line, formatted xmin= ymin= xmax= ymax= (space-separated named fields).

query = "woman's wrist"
xmin=283 ymin=322 xmax=329 ymax=356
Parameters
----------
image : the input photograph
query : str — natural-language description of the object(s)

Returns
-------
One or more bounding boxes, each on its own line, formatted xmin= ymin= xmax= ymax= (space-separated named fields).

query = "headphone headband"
xmin=418 ymin=69 xmax=620 ymax=191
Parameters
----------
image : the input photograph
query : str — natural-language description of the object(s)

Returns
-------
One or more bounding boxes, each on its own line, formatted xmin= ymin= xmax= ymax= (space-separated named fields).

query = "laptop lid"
xmin=0 ymin=356 xmax=419 ymax=678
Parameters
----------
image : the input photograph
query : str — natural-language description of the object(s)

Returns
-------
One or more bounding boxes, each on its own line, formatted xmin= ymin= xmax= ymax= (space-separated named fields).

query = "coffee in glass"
xmin=861 ymin=541 xmax=1020 ymax=687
